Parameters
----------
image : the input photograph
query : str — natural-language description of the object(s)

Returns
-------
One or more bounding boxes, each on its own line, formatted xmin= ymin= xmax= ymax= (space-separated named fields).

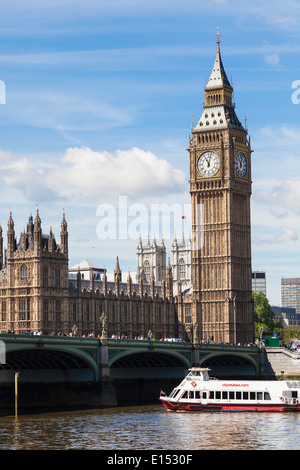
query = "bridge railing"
xmin=0 ymin=333 xmax=99 ymax=347
xmin=0 ymin=334 xmax=260 ymax=353
xmin=196 ymin=343 xmax=259 ymax=353
xmin=107 ymin=338 xmax=193 ymax=349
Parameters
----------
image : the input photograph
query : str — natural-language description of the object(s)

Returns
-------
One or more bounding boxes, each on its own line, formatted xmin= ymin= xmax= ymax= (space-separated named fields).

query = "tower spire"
xmin=192 ymin=29 xmax=245 ymax=133
xmin=205 ymin=27 xmax=231 ymax=92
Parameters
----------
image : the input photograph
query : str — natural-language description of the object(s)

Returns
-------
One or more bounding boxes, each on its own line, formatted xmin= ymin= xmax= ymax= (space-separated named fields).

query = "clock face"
xmin=197 ymin=151 xmax=220 ymax=177
xmin=235 ymin=152 xmax=247 ymax=178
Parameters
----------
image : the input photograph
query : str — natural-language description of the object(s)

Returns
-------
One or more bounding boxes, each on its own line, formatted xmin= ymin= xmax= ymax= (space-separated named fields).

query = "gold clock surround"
xmin=234 ymin=149 xmax=249 ymax=180
xmin=196 ymin=148 xmax=221 ymax=179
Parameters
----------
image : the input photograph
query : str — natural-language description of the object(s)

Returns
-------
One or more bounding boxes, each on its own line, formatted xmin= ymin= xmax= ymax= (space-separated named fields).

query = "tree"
xmin=281 ymin=326 xmax=300 ymax=346
xmin=253 ymin=292 xmax=281 ymax=339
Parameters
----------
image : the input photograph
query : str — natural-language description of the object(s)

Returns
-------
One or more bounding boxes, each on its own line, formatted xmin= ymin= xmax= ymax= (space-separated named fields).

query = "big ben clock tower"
xmin=189 ymin=29 xmax=254 ymax=344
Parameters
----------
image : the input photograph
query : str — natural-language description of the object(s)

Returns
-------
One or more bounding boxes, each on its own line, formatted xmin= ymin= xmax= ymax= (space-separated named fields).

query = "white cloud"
xmin=256 ymin=179 xmax=300 ymax=215
xmin=252 ymin=226 xmax=298 ymax=246
xmin=50 ymin=146 xmax=186 ymax=201
xmin=0 ymin=149 xmax=58 ymax=201
xmin=0 ymin=146 xmax=186 ymax=204
xmin=252 ymin=125 xmax=300 ymax=215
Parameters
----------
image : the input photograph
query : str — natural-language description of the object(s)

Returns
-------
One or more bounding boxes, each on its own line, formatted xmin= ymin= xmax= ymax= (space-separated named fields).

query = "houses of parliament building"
xmin=0 ymin=32 xmax=254 ymax=344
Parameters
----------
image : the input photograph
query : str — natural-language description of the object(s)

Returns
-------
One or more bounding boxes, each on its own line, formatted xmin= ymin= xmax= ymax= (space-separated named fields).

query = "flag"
xmin=160 ymin=390 xmax=167 ymax=396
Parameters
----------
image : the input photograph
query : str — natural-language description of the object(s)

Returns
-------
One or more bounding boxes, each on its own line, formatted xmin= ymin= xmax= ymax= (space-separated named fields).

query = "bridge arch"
xmin=199 ymin=351 xmax=259 ymax=376
xmin=1 ymin=343 xmax=99 ymax=382
xmin=109 ymin=348 xmax=191 ymax=368
xmin=108 ymin=347 xmax=191 ymax=379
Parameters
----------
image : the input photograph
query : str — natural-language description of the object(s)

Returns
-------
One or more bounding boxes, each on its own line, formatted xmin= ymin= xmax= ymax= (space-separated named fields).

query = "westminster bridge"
xmin=0 ymin=334 xmax=264 ymax=411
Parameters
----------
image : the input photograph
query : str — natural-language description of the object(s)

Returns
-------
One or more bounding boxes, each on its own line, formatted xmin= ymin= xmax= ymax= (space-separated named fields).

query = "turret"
xmin=114 ymin=256 xmax=121 ymax=296
xmin=7 ymin=211 xmax=15 ymax=256
xmin=127 ymin=271 xmax=132 ymax=297
xmin=114 ymin=256 xmax=122 ymax=283
xmin=102 ymin=268 xmax=107 ymax=296
xmin=34 ymin=209 xmax=42 ymax=255
xmin=60 ymin=212 xmax=68 ymax=256
xmin=48 ymin=227 xmax=55 ymax=252
xmin=166 ymin=257 xmax=173 ymax=301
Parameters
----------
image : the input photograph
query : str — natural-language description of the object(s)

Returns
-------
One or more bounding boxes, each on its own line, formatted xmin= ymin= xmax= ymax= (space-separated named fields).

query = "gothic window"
xmin=19 ymin=300 xmax=26 ymax=320
xmin=184 ymin=306 xmax=191 ymax=324
xmin=43 ymin=266 xmax=48 ymax=287
xmin=144 ymin=260 xmax=151 ymax=281
xmin=157 ymin=305 xmax=162 ymax=324
xmin=179 ymin=258 xmax=186 ymax=280
xmin=43 ymin=300 xmax=48 ymax=321
xmin=111 ymin=304 xmax=115 ymax=323
xmin=144 ymin=303 xmax=149 ymax=323
xmin=19 ymin=299 xmax=30 ymax=320
xmin=55 ymin=268 xmax=60 ymax=288
xmin=1 ymin=301 xmax=6 ymax=321
xmin=21 ymin=265 xmax=28 ymax=281
xmin=56 ymin=301 xmax=61 ymax=321
xmin=135 ymin=303 xmax=140 ymax=323
xmin=124 ymin=304 xmax=128 ymax=323
xmin=73 ymin=302 xmax=76 ymax=322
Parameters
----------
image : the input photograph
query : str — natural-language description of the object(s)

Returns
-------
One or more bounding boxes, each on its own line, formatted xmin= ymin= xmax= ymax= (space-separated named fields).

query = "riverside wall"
xmin=260 ymin=347 xmax=300 ymax=379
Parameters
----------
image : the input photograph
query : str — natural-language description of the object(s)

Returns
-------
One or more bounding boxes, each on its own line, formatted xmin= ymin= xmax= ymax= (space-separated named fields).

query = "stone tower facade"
xmin=187 ymin=30 xmax=254 ymax=343
xmin=0 ymin=210 xmax=69 ymax=333
xmin=136 ymin=235 xmax=166 ymax=284
xmin=171 ymin=233 xmax=192 ymax=287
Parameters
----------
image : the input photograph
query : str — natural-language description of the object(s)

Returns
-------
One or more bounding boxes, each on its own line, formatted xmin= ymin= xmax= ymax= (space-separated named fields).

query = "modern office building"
xmin=281 ymin=278 xmax=300 ymax=315
xmin=252 ymin=271 xmax=266 ymax=295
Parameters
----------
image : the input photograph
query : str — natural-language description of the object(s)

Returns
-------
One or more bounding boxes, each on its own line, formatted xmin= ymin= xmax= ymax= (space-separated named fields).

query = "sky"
xmin=0 ymin=0 xmax=300 ymax=305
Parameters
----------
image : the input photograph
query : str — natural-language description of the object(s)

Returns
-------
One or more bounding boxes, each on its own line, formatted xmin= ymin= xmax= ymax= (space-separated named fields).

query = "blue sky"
xmin=0 ymin=0 xmax=300 ymax=305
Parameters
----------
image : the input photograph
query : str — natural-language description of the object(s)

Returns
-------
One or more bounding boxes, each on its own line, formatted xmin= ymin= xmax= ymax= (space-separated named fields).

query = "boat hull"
xmin=160 ymin=398 xmax=300 ymax=412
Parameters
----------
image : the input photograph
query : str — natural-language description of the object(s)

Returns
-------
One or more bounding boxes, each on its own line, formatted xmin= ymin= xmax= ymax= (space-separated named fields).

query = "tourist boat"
xmin=159 ymin=368 xmax=300 ymax=412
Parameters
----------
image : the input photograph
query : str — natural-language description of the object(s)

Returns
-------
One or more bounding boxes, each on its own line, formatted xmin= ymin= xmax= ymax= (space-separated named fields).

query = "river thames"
xmin=0 ymin=404 xmax=299 ymax=451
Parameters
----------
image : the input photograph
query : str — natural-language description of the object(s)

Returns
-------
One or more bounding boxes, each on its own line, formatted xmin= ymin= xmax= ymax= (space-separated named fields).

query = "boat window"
xmin=257 ymin=392 xmax=263 ymax=400
xmin=243 ymin=392 xmax=248 ymax=400
xmin=202 ymin=392 xmax=207 ymax=399
xmin=250 ymin=392 xmax=255 ymax=400
xmin=195 ymin=391 xmax=201 ymax=399
xmin=292 ymin=391 xmax=298 ymax=398
xmin=181 ymin=391 xmax=188 ymax=399
xmin=216 ymin=391 xmax=221 ymax=399
xmin=222 ymin=391 xmax=228 ymax=399
xmin=172 ymin=389 xmax=180 ymax=398
xmin=236 ymin=392 xmax=241 ymax=400
xmin=264 ymin=392 xmax=271 ymax=400
xmin=209 ymin=391 xmax=214 ymax=399
xmin=229 ymin=392 xmax=234 ymax=400
xmin=188 ymin=391 xmax=194 ymax=399
xmin=188 ymin=371 xmax=200 ymax=377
